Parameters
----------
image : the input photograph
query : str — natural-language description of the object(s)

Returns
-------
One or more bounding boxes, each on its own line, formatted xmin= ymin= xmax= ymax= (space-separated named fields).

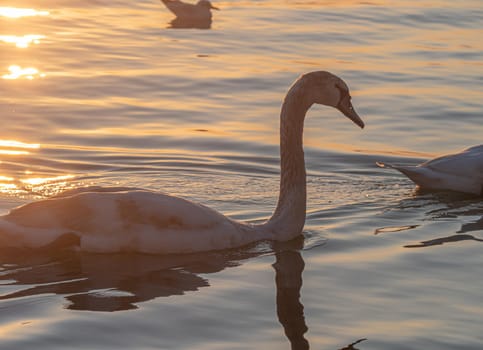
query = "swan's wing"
xmin=0 ymin=190 xmax=240 ymax=253
xmin=52 ymin=186 xmax=142 ymax=198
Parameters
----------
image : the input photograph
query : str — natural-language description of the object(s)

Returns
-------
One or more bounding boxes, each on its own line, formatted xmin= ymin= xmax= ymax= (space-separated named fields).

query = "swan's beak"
xmin=337 ymin=99 xmax=364 ymax=129
xmin=211 ymin=4 xmax=220 ymax=10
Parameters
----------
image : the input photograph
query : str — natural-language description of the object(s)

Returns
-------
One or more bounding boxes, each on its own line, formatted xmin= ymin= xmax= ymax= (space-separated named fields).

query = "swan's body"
xmin=160 ymin=0 xmax=219 ymax=20
xmin=377 ymin=144 xmax=483 ymax=196
xmin=0 ymin=189 xmax=260 ymax=254
xmin=0 ymin=71 xmax=364 ymax=253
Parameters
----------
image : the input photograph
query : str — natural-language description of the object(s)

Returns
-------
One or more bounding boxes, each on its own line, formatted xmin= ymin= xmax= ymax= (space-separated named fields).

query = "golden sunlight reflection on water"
xmin=2 ymin=65 xmax=45 ymax=80
xmin=0 ymin=34 xmax=44 ymax=48
xmin=0 ymin=139 xmax=78 ymax=196
xmin=0 ymin=150 xmax=31 ymax=156
xmin=0 ymin=7 xmax=49 ymax=18
xmin=0 ymin=183 xmax=19 ymax=194
xmin=0 ymin=140 xmax=36 ymax=194
xmin=0 ymin=174 xmax=76 ymax=196
xmin=0 ymin=140 xmax=40 ymax=149
xmin=20 ymin=175 xmax=76 ymax=186
xmin=0 ymin=140 xmax=40 ymax=156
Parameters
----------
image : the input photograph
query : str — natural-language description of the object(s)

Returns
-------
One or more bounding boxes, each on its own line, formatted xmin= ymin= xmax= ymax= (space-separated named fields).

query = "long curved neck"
xmin=262 ymin=79 xmax=313 ymax=240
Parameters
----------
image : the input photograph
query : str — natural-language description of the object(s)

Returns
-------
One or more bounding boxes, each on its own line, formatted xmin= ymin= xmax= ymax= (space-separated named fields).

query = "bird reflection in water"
xmin=0 ymin=237 xmax=366 ymax=349
xmin=0 ymin=245 xmax=260 ymax=311
xmin=377 ymin=192 xmax=483 ymax=249
xmin=169 ymin=16 xmax=212 ymax=29
xmin=404 ymin=234 xmax=483 ymax=248
xmin=272 ymin=237 xmax=367 ymax=350
xmin=272 ymin=237 xmax=309 ymax=350
xmin=458 ymin=215 xmax=483 ymax=234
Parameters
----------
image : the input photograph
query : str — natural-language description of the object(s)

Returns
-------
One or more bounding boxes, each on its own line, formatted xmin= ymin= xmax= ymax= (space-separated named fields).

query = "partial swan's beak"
xmin=337 ymin=99 xmax=364 ymax=129
xmin=211 ymin=4 xmax=220 ymax=10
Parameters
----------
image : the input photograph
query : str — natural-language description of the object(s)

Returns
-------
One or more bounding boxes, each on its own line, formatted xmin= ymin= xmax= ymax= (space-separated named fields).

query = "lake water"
xmin=0 ymin=0 xmax=482 ymax=349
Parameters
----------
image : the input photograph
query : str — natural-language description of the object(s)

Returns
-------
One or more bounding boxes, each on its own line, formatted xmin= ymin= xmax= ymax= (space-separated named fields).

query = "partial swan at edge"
xmin=0 ymin=71 xmax=364 ymax=254
xmin=377 ymin=144 xmax=483 ymax=196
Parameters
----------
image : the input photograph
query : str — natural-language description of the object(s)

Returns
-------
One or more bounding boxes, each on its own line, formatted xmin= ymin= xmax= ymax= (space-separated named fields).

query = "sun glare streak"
xmin=0 ymin=150 xmax=30 ymax=155
xmin=0 ymin=7 xmax=49 ymax=18
xmin=0 ymin=140 xmax=40 ymax=149
xmin=0 ymin=140 xmax=40 ymax=155
xmin=0 ymin=35 xmax=45 ymax=48
xmin=2 ymin=65 xmax=45 ymax=80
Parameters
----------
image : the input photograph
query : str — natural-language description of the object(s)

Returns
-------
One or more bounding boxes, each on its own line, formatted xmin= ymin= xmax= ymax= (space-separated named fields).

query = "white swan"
xmin=0 ymin=71 xmax=364 ymax=254
xmin=377 ymin=144 xmax=483 ymax=196
xmin=160 ymin=0 xmax=219 ymax=20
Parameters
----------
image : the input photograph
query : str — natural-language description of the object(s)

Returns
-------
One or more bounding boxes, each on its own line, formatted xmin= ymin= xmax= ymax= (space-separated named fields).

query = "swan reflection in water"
xmin=0 ymin=244 xmax=261 ymax=311
xmin=272 ymin=238 xmax=309 ymax=350
xmin=404 ymin=234 xmax=483 ymax=248
xmin=375 ymin=192 xmax=483 ymax=249
xmin=0 ymin=237 xmax=365 ymax=349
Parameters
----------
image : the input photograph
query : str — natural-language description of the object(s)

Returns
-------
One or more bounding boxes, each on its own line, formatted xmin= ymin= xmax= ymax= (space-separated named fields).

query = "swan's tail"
xmin=378 ymin=161 xmax=483 ymax=195
xmin=375 ymin=161 xmax=393 ymax=169
xmin=376 ymin=162 xmax=431 ymax=187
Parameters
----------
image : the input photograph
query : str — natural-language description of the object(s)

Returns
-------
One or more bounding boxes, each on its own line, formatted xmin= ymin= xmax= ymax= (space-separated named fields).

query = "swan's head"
xmin=303 ymin=71 xmax=364 ymax=129
xmin=198 ymin=0 xmax=219 ymax=10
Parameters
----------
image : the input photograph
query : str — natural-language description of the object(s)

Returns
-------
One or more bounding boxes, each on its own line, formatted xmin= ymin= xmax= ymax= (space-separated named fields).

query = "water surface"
xmin=0 ymin=0 xmax=482 ymax=349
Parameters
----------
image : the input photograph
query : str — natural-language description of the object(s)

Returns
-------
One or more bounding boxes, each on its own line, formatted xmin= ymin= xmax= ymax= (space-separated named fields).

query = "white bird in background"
xmin=377 ymin=144 xmax=483 ymax=196
xmin=160 ymin=0 xmax=219 ymax=20
xmin=0 ymin=71 xmax=364 ymax=254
